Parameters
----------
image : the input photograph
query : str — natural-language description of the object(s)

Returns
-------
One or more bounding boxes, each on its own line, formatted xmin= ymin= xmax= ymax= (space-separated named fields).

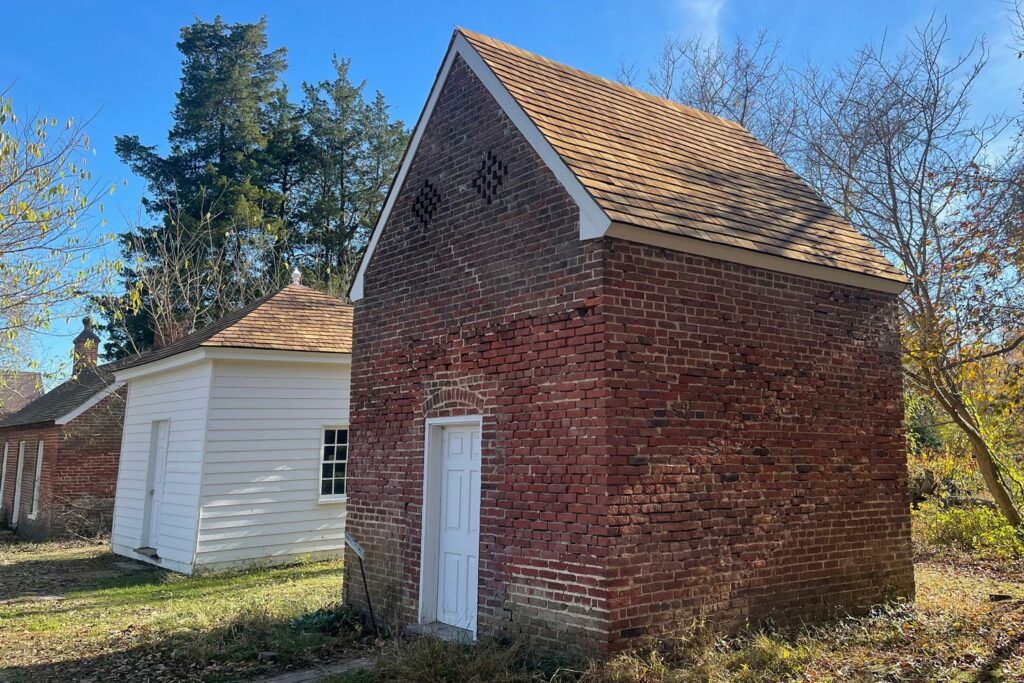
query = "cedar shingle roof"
xmin=120 ymin=284 xmax=354 ymax=371
xmin=0 ymin=371 xmax=43 ymax=416
xmin=0 ymin=366 xmax=117 ymax=429
xmin=458 ymin=29 xmax=906 ymax=284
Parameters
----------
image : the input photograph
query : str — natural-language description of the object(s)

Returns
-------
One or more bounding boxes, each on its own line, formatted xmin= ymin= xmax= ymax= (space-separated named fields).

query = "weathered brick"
xmin=345 ymin=54 xmax=914 ymax=654
xmin=0 ymin=391 xmax=124 ymax=539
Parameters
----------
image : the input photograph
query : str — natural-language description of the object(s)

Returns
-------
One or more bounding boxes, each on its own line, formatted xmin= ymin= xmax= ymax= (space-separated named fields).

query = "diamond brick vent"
xmin=472 ymin=150 xmax=509 ymax=204
xmin=413 ymin=180 xmax=441 ymax=228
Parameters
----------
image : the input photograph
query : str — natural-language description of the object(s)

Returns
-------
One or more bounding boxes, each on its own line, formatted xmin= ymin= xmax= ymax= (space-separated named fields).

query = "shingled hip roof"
xmin=119 ymin=283 xmax=354 ymax=371
xmin=350 ymin=28 xmax=907 ymax=300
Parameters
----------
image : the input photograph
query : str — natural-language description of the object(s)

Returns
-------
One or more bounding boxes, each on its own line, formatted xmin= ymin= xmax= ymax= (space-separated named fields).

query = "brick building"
xmin=0 ymin=319 xmax=126 ymax=539
xmin=344 ymin=29 xmax=915 ymax=652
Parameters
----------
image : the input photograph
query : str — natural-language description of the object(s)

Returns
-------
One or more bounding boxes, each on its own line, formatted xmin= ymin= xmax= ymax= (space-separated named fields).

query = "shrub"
xmin=291 ymin=603 xmax=365 ymax=637
xmin=914 ymin=501 xmax=1024 ymax=560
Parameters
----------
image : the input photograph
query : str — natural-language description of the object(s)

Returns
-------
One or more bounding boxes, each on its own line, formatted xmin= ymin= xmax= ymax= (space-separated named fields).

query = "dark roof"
xmin=457 ymin=29 xmax=906 ymax=284
xmin=0 ymin=371 xmax=44 ymax=415
xmin=120 ymin=284 xmax=354 ymax=371
xmin=0 ymin=365 xmax=118 ymax=429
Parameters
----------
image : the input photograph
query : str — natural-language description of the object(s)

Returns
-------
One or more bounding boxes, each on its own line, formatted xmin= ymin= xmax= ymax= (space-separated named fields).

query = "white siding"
xmin=195 ymin=359 xmax=348 ymax=570
xmin=111 ymin=361 xmax=213 ymax=573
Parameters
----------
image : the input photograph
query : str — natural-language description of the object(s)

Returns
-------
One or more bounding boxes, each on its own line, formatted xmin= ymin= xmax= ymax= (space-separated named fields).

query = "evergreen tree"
xmin=101 ymin=18 xmax=406 ymax=359
xmin=294 ymin=57 xmax=408 ymax=294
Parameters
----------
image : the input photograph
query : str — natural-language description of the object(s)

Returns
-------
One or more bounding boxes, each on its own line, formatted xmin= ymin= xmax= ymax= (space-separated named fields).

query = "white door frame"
xmin=417 ymin=415 xmax=483 ymax=636
xmin=141 ymin=419 xmax=170 ymax=549
xmin=11 ymin=441 xmax=25 ymax=526
xmin=0 ymin=442 xmax=8 ymax=514
xmin=28 ymin=440 xmax=43 ymax=519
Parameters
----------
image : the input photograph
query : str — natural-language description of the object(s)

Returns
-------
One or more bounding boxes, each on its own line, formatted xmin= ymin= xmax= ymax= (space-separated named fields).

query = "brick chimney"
xmin=72 ymin=317 xmax=100 ymax=376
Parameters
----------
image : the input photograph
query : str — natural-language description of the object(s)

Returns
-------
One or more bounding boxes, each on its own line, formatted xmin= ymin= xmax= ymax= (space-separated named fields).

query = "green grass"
xmin=4 ymin=530 xmax=1024 ymax=682
xmin=0 ymin=533 xmax=363 ymax=682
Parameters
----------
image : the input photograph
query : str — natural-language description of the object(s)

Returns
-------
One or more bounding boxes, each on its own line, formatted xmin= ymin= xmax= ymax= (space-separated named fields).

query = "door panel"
xmin=435 ymin=425 xmax=481 ymax=632
xmin=143 ymin=420 xmax=169 ymax=548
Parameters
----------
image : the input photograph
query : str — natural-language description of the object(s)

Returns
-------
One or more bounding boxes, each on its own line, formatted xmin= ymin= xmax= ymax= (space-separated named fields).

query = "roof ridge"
xmin=455 ymin=27 xmax=747 ymax=133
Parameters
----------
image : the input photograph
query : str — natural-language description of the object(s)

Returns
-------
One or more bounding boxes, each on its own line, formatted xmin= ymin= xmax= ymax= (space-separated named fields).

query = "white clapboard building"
xmin=110 ymin=275 xmax=353 ymax=573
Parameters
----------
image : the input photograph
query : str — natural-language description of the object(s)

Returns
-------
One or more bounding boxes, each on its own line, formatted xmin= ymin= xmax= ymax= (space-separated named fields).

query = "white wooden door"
xmin=143 ymin=420 xmax=169 ymax=548
xmin=11 ymin=442 xmax=25 ymax=525
xmin=435 ymin=425 xmax=481 ymax=632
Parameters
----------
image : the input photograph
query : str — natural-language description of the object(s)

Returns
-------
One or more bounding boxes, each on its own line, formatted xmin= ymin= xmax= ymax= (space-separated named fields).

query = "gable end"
xmin=349 ymin=31 xmax=610 ymax=301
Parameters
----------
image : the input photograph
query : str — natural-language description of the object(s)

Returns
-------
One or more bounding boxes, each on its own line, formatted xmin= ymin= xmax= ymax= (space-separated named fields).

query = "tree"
xmin=0 ymin=91 xmax=111 ymax=372
xmin=103 ymin=17 xmax=290 ymax=356
xmin=621 ymin=30 xmax=801 ymax=160
xmin=100 ymin=200 xmax=284 ymax=353
xmin=101 ymin=17 xmax=407 ymax=357
xmin=293 ymin=57 xmax=408 ymax=294
xmin=797 ymin=19 xmax=1024 ymax=526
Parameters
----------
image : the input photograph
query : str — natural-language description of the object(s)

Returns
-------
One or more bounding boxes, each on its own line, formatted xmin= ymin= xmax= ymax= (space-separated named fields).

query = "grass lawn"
xmin=3 ymin=531 xmax=1024 ymax=682
xmin=0 ymin=532 xmax=364 ymax=682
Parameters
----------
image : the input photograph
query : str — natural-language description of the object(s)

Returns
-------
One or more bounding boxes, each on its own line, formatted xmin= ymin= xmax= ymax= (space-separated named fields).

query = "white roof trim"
xmin=114 ymin=348 xmax=207 ymax=382
xmin=607 ymin=223 xmax=908 ymax=294
xmin=115 ymin=347 xmax=351 ymax=382
xmin=54 ymin=380 xmax=125 ymax=425
xmin=349 ymin=31 xmax=611 ymax=301
xmin=202 ymin=348 xmax=352 ymax=365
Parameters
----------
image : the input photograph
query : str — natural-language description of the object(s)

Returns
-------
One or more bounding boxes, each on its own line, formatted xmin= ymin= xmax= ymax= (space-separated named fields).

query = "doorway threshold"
xmin=407 ymin=621 xmax=474 ymax=643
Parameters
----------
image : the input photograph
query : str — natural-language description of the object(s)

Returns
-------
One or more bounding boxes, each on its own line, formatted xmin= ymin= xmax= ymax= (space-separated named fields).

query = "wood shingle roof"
xmin=0 ymin=366 xmax=115 ymax=429
xmin=121 ymin=284 xmax=354 ymax=370
xmin=458 ymin=29 xmax=906 ymax=285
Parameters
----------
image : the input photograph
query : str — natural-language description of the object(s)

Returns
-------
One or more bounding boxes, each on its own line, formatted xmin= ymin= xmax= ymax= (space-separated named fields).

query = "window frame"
xmin=318 ymin=425 xmax=349 ymax=503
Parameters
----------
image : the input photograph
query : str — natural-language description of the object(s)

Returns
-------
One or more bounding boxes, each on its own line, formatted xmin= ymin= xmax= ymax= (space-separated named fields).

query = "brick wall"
xmin=600 ymin=241 xmax=914 ymax=647
xmin=348 ymin=53 xmax=914 ymax=652
xmin=51 ymin=390 xmax=126 ymax=538
xmin=0 ymin=424 xmax=61 ymax=537
xmin=347 ymin=55 xmax=615 ymax=650
xmin=0 ymin=390 xmax=124 ymax=539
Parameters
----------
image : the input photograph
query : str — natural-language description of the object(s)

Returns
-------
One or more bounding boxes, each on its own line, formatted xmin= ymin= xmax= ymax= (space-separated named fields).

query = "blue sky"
xmin=2 ymin=0 xmax=1020 ymax=371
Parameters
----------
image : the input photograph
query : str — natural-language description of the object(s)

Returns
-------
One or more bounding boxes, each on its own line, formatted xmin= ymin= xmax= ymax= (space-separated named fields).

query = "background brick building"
xmin=344 ymin=29 xmax=915 ymax=652
xmin=0 ymin=319 xmax=126 ymax=539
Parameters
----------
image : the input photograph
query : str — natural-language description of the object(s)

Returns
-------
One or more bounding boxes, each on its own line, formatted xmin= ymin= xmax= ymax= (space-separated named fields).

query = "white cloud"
xmin=674 ymin=0 xmax=725 ymax=42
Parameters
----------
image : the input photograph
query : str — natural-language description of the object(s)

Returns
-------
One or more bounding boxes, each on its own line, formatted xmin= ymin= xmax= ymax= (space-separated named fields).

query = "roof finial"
xmin=291 ymin=267 xmax=302 ymax=285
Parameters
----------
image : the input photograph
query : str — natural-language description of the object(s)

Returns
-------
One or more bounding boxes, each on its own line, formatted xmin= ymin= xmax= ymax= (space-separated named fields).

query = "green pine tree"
xmin=100 ymin=18 xmax=407 ymax=359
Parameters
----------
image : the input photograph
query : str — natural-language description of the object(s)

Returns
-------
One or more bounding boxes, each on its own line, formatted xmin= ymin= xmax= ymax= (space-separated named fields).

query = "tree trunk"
xmin=967 ymin=432 xmax=1023 ymax=528
xmin=928 ymin=376 xmax=1023 ymax=528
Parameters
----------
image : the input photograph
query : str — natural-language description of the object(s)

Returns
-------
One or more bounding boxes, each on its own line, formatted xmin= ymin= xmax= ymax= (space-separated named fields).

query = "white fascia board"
xmin=202 ymin=348 xmax=351 ymax=365
xmin=115 ymin=347 xmax=351 ymax=383
xmin=54 ymin=380 xmax=126 ymax=425
xmin=606 ymin=223 xmax=909 ymax=295
xmin=349 ymin=32 xmax=611 ymax=301
xmin=114 ymin=349 xmax=207 ymax=382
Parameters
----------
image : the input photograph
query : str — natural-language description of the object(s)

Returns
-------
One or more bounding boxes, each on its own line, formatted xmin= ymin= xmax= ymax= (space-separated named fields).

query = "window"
xmin=320 ymin=428 xmax=348 ymax=499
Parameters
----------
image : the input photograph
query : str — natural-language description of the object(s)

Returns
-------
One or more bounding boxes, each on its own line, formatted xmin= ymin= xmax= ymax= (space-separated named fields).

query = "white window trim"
xmin=28 ymin=440 xmax=43 ymax=519
xmin=318 ymin=425 xmax=349 ymax=503
xmin=0 ymin=442 xmax=8 ymax=512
